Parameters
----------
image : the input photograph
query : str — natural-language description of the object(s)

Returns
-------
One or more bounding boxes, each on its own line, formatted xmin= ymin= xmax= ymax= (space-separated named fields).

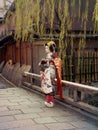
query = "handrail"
xmin=23 ymin=71 xmax=98 ymax=116
xmin=24 ymin=71 xmax=98 ymax=92
xmin=62 ymin=80 xmax=98 ymax=92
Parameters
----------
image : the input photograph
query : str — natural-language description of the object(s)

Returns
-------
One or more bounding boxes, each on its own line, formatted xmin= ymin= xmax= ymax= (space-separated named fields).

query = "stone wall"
xmin=0 ymin=60 xmax=31 ymax=87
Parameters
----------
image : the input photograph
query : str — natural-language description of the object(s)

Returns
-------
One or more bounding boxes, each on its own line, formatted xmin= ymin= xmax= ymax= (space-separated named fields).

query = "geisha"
xmin=39 ymin=41 xmax=62 ymax=107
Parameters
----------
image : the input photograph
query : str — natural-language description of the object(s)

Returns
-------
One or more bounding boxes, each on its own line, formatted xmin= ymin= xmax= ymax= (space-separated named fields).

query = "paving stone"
xmin=0 ymin=96 xmax=18 ymax=99
xmin=8 ymin=103 xmax=44 ymax=112
xmin=29 ymin=101 xmax=44 ymax=107
xmin=42 ymin=106 xmax=72 ymax=114
xmin=14 ymin=113 xmax=40 ymax=120
xmin=38 ymin=108 xmax=72 ymax=117
xmin=70 ymin=120 xmax=97 ymax=129
xmin=53 ymin=115 xmax=87 ymax=122
xmin=8 ymin=98 xmax=31 ymax=103
xmin=0 ymin=99 xmax=10 ymax=103
xmin=0 ymin=116 xmax=15 ymax=123
xmin=34 ymin=117 xmax=57 ymax=124
xmin=8 ymin=105 xmax=33 ymax=110
xmin=73 ymin=127 xmax=98 ymax=130
xmin=18 ymin=101 xmax=34 ymax=105
xmin=20 ymin=108 xmax=44 ymax=113
xmin=9 ymin=124 xmax=48 ymax=130
xmin=0 ymin=102 xmax=19 ymax=106
xmin=0 ymin=119 xmax=35 ymax=130
xmin=0 ymin=107 xmax=9 ymax=112
xmin=0 ymin=110 xmax=22 ymax=116
xmin=45 ymin=122 xmax=75 ymax=130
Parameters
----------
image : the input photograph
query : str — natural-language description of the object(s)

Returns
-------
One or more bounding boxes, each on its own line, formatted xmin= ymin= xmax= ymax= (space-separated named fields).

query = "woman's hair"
xmin=44 ymin=41 xmax=56 ymax=52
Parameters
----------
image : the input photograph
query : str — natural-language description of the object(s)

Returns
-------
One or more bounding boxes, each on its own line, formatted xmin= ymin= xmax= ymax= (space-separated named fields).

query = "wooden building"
xmin=0 ymin=0 xmax=98 ymax=84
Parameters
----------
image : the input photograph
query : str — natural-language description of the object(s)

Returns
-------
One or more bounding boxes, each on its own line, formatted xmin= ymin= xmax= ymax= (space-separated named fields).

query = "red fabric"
xmin=56 ymin=74 xmax=63 ymax=98
xmin=54 ymin=57 xmax=63 ymax=98
xmin=46 ymin=95 xmax=50 ymax=103
xmin=46 ymin=95 xmax=54 ymax=103
xmin=50 ymin=95 xmax=54 ymax=102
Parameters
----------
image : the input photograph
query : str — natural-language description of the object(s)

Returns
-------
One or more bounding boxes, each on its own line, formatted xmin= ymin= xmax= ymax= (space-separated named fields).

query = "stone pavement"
xmin=0 ymin=76 xmax=98 ymax=130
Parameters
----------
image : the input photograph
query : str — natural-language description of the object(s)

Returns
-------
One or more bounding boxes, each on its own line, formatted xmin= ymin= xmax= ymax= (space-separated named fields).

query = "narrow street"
xmin=0 ymin=75 xmax=97 ymax=130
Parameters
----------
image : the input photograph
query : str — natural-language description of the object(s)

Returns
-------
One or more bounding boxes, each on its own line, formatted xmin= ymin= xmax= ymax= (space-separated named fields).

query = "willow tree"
xmin=14 ymin=0 xmax=40 ymax=41
xmin=5 ymin=0 xmax=91 ymax=42
xmin=93 ymin=0 xmax=98 ymax=32
xmin=4 ymin=0 xmax=98 ymax=80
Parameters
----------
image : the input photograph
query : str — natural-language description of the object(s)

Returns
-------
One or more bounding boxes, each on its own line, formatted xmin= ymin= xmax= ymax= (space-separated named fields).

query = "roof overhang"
xmin=0 ymin=34 xmax=15 ymax=48
xmin=0 ymin=0 xmax=14 ymax=20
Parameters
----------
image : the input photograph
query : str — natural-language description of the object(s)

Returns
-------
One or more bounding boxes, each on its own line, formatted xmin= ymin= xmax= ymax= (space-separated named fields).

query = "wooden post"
xmin=30 ymin=41 xmax=34 ymax=73
xmin=20 ymin=38 xmax=22 ymax=67
xmin=30 ymin=77 xmax=33 ymax=85
xmin=81 ymin=92 xmax=85 ymax=101
xmin=73 ymin=90 xmax=78 ymax=102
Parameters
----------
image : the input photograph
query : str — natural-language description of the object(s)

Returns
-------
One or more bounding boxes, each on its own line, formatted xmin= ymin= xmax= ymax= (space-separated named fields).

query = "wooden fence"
xmin=64 ymin=50 xmax=98 ymax=84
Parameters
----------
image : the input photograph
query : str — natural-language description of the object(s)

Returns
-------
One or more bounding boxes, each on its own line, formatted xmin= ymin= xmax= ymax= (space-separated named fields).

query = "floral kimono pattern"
xmin=41 ymin=64 xmax=56 ymax=94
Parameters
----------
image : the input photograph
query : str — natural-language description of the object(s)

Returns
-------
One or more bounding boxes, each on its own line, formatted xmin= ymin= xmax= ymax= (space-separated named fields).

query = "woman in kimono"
xmin=39 ymin=41 xmax=57 ymax=107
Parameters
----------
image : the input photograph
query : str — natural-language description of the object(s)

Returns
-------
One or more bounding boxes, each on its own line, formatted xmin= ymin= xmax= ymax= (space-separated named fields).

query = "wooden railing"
xmin=23 ymin=72 xmax=98 ymax=116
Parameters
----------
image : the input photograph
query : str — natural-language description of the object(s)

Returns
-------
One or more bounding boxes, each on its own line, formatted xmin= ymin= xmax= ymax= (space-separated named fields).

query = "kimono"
xmin=40 ymin=53 xmax=56 ymax=94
